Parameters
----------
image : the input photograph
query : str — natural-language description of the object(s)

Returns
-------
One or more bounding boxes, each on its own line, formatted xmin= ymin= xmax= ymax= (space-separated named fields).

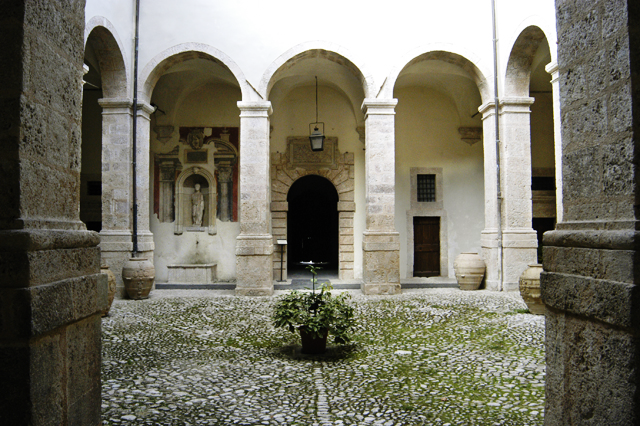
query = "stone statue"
xmin=191 ymin=183 xmax=204 ymax=226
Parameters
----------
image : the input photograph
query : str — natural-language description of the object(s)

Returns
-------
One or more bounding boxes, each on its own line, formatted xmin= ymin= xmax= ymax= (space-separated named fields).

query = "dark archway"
xmin=287 ymin=175 xmax=339 ymax=274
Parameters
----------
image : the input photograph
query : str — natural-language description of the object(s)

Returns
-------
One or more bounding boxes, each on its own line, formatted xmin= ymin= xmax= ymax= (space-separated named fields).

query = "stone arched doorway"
xmin=271 ymin=138 xmax=356 ymax=280
xmin=287 ymin=175 xmax=339 ymax=273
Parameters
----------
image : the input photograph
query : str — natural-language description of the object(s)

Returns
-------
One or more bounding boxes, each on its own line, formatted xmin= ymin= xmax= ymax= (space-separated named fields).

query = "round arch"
xmin=259 ymin=41 xmax=375 ymax=100
xmin=383 ymin=45 xmax=491 ymax=103
xmin=504 ymin=25 xmax=551 ymax=98
xmin=84 ymin=16 xmax=129 ymax=98
xmin=138 ymin=43 xmax=252 ymax=104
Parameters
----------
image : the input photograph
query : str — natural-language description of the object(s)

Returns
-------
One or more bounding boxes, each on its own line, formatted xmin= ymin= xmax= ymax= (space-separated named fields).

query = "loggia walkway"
xmin=101 ymin=289 xmax=545 ymax=425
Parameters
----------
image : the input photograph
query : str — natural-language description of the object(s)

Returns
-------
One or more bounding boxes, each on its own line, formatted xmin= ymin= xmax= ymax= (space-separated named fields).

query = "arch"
xmin=259 ymin=41 xmax=374 ymax=103
xmin=84 ymin=16 xmax=129 ymax=98
xmin=287 ymin=175 xmax=339 ymax=269
xmin=174 ymin=165 xmax=217 ymax=235
xmin=139 ymin=43 xmax=253 ymax=104
xmin=271 ymin=144 xmax=356 ymax=280
xmin=504 ymin=25 xmax=551 ymax=97
xmin=383 ymin=44 xmax=491 ymax=103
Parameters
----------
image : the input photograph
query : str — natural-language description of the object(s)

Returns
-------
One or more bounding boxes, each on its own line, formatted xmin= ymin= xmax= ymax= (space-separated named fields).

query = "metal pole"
xmin=491 ymin=0 xmax=503 ymax=290
xmin=131 ymin=0 xmax=140 ymax=256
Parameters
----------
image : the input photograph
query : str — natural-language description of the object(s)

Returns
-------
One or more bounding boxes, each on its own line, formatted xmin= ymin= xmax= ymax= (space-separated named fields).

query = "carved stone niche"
xmin=174 ymin=166 xmax=217 ymax=235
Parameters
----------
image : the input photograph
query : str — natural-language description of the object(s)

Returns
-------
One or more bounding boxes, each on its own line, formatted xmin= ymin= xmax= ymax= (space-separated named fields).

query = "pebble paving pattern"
xmin=102 ymin=289 xmax=545 ymax=425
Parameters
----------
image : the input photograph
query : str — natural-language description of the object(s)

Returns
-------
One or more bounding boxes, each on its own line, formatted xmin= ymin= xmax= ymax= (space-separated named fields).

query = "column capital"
xmin=98 ymin=97 xmax=133 ymax=113
xmin=361 ymin=98 xmax=398 ymax=116
xmin=237 ymin=101 xmax=273 ymax=116
xmin=136 ymin=101 xmax=155 ymax=119
xmin=545 ymin=61 xmax=559 ymax=83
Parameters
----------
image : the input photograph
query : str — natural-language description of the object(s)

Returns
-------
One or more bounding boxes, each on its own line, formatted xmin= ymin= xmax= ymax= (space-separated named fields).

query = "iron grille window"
xmin=417 ymin=174 xmax=436 ymax=202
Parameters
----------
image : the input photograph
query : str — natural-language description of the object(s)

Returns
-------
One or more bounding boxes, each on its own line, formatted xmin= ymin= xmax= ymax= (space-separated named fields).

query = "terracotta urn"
xmin=100 ymin=262 xmax=117 ymax=316
xmin=519 ymin=264 xmax=544 ymax=315
xmin=122 ymin=257 xmax=155 ymax=300
xmin=453 ymin=252 xmax=486 ymax=290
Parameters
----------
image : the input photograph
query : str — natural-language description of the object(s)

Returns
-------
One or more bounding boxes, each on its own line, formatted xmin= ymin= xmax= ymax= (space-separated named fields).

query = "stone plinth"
xmin=167 ymin=264 xmax=217 ymax=284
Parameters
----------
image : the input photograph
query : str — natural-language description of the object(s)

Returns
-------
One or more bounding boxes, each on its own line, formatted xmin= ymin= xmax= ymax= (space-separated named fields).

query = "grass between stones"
xmin=101 ymin=290 xmax=544 ymax=425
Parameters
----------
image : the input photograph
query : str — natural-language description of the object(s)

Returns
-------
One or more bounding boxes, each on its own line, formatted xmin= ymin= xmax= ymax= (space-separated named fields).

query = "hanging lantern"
xmin=309 ymin=76 xmax=325 ymax=151
xmin=309 ymin=123 xmax=325 ymax=152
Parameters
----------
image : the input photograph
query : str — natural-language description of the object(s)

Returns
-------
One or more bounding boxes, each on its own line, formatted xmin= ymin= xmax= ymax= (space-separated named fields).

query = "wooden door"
xmin=414 ymin=217 xmax=440 ymax=277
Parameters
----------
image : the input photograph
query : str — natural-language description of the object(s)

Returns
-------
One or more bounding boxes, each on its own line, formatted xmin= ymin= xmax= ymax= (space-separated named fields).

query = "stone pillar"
xmin=545 ymin=61 xmax=563 ymax=223
xmin=479 ymin=101 xmax=502 ymax=290
xmin=98 ymin=98 xmax=133 ymax=297
xmin=499 ymin=98 xmax=538 ymax=291
xmin=542 ymin=1 xmax=640 ymax=424
xmin=134 ymin=102 xmax=156 ymax=259
xmin=361 ymin=99 xmax=400 ymax=295
xmin=235 ymin=101 xmax=274 ymax=296
xmin=0 ymin=1 xmax=105 ymax=425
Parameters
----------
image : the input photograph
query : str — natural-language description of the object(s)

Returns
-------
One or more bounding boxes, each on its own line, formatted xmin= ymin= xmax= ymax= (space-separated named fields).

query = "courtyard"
xmin=101 ymin=289 xmax=545 ymax=425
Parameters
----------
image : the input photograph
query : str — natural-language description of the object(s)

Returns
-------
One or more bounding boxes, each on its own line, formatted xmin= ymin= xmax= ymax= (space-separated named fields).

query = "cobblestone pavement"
xmin=101 ymin=289 xmax=545 ymax=425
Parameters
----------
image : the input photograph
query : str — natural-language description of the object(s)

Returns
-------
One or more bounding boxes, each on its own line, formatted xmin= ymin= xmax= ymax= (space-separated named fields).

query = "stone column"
xmin=218 ymin=165 xmax=233 ymax=222
xmin=134 ymin=102 xmax=156 ymax=259
xmin=499 ymin=98 xmax=538 ymax=291
xmin=542 ymin=1 xmax=640 ymax=424
xmin=0 ymin=1 xmax=105 ymax=424
xmin=98 ymin=98 xmax=133 ymax=297
xmin=235 ymin=101 xmax=274 ymax=296
xmin=361 ymin=99 xmax=400 ymax=295
xmin=479 ymin=101 xmax=502 ymax=290
xmin=545 ymin=61 xmax=563 ymax=223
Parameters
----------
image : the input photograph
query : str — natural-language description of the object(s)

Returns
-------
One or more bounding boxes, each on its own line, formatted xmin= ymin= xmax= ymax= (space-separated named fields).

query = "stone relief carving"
xmin=287 ymin=136 xmax=338 ymax=169
xmin=154 ymin=125 xmax=175 ymax=143
xmin=186 ymin=128 xmax=205 ymax=150
xmin=458 ymin=127 xmax=483 ymax=146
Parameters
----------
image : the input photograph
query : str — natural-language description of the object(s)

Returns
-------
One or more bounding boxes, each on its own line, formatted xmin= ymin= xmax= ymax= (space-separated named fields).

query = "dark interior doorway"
xmin=414 ymin=216 xmax=440 ymax=277
xmin=287 ymin=175 xmax=339 ymax=275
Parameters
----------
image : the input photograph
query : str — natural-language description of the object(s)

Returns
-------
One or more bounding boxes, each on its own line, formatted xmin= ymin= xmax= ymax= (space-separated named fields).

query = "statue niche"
xmin=174 ymin=167 xmax=217 ymax=235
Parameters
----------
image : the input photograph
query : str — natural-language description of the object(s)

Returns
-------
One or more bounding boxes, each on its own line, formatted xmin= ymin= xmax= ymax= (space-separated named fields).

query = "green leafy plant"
xmin=272 ymin=265 xmax=355 ymax=345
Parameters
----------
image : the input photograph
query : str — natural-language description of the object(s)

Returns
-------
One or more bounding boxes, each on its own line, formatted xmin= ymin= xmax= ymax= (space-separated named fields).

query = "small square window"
xmin=417 ymin=174 xmax=436 ymax=202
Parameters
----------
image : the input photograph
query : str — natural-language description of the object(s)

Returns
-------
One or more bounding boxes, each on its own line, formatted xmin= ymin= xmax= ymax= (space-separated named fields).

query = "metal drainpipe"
xmin=131 ymin=0 xmax=140 ymax=256
xmin=491 ymin=0 xmax=503 ymax=290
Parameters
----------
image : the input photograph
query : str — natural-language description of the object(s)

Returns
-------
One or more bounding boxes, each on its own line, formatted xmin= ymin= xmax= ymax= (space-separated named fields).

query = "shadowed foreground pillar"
xmin=0 ymin=1 xmax=106 ymax=425
xmin=542 ymin=0 xmax=640 ymax=424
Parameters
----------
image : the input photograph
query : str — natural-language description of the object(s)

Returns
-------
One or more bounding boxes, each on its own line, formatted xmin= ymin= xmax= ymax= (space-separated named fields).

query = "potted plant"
xmin=272 ymin=265 xmax=355 ymax=354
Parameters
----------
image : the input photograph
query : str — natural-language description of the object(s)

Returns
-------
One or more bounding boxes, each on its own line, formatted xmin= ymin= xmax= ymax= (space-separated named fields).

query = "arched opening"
xmin=144 ymin=49 xmax=243 ymax=283
xmin=506 ymin=26 xmax=556 ymax=262
xmin=266 ymin=46 xmax=365 ymax=280
xmin=393 ymin=51 xmax=486 ymax=279
xmin=287 ymin=175 xmax=339 ymax=276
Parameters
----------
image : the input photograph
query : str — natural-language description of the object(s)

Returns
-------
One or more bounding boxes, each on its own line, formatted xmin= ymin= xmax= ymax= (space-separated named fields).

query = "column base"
xmin=481 ymin=229 xmax=537 ymax=291
xmin=362 ymin=231 xmax=400 ymax=295
xmin=235 ymin=235 xmax=274 ymax=296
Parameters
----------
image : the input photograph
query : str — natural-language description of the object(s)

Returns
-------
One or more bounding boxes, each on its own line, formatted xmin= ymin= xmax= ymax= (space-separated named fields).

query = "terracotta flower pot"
xmin=519 ymin=264 xmax=544 ymax=315
xmin=454 ymin=252 xmax=486 ymax=290
xmin=299 ymin=327 xmax=328 ymax=354
xmin=122 ymin=257 xmax=155 ymax=300
xmin=100 ymin=263 xmax=117 ymax=316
